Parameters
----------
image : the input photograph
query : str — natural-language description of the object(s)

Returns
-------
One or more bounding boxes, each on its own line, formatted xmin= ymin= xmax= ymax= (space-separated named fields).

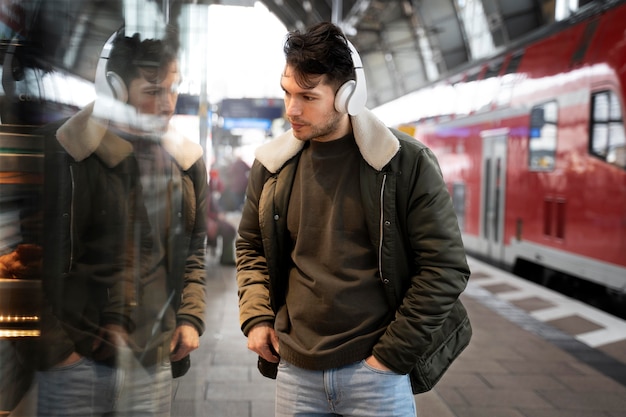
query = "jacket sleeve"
xmin=175 ymin=159 xmax=208 ymax=336
xmin=39 ymin=123 xmax=80 ymax=369
xmin=372 ymin=145 xmax=471 ymax=374
xmin=235 ymin=160 xmax=275 ymax=336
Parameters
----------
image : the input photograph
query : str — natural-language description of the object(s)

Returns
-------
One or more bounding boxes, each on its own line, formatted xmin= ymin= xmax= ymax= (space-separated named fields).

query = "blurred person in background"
xmin=207 ymin=168 xmax=237 ymax=265
xmin=218 ymin=156 xmax=250 ymax=212
xmin=35 ymin=27 xmax=208 ymax=417
xmin=236 ymin=22 xmax=471 ymax=416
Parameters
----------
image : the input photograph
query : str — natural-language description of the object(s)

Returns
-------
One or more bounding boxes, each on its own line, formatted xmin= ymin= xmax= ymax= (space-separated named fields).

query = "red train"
xmin=373 ymin=0 xmax=626 ymax=295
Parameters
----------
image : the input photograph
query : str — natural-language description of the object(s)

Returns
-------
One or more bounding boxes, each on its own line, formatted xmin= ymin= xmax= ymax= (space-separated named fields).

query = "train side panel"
xmin=404 ymin=2 xmax=626 ymax=292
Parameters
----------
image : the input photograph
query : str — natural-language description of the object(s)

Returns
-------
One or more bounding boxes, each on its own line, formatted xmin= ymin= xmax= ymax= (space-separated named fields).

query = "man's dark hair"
xmin=107 ymin=27 xmax=179 ymax=87
xmin=283 ymin=22 xmax=355 ymax=91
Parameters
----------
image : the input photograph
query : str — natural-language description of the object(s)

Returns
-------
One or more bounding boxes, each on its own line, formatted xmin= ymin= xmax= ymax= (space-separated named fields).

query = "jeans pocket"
xmin=50 ymin=356 xmax=90 ymax=372
xmin=360 ymin=359 xmax=398 ymax=375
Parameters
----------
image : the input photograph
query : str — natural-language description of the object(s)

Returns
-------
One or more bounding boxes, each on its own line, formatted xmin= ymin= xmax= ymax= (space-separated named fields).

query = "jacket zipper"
xmin=68 ymin=164 xmax=76 ymax=272
xmin=378 ymin=173 xmax=387 ymax=283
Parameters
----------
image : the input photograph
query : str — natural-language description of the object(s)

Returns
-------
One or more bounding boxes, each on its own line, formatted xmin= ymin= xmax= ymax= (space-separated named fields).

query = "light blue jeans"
xmin=275 ymin=359 xmax=417 ymax=417
xmin=36 ymin=352 xmax=172 ymax=417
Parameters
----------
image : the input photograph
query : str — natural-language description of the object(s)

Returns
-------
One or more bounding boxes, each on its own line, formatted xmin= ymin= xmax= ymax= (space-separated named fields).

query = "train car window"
xmin=484 ymin=59 xmax=503 ymax=79
xmin=590 ymin=91 xmax=626 ymax=169
xmin=528 ymin=101 xmax=558 ymax=171
xmin=503 ymin=51 xmax=523 ymax=75
xmin=465 ymin=70 xmax=481 ymax=82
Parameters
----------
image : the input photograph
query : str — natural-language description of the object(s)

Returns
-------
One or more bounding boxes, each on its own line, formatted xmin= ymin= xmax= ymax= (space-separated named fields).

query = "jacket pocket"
xmin=409 ymin=299 xmax=472 ymax=394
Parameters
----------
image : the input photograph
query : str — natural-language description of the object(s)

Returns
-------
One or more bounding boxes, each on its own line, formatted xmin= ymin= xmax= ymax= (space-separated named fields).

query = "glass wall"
xmin=0 ymin=1 xmax=217 ymax=414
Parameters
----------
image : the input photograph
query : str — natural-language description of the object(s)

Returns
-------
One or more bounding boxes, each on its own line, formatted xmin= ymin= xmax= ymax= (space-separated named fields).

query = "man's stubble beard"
xmin=293 ymin=108 xmax=344 ymax=142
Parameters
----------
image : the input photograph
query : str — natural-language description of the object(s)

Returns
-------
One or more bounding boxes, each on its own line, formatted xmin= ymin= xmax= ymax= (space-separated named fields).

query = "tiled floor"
xmin=8 ymin=255 xmax=625 ymax=416
xmin=169 ymin=255 xmax=626 ymax=417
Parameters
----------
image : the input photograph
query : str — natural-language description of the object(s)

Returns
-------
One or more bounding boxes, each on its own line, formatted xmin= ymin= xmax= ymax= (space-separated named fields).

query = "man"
xmin=207 ymin=168 xmax=237 ymax=265
xmin=36 ymin=29 xmax=207 ymax=416
xmin=236 ymin=22 xmax=471 ymax=416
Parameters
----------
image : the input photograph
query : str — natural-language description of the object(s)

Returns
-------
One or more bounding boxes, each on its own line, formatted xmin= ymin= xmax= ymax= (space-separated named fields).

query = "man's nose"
xmin=285 ymin=98 xmax=301 ymax=116
xmin=159 ymin=92 xmax=177 ymax=113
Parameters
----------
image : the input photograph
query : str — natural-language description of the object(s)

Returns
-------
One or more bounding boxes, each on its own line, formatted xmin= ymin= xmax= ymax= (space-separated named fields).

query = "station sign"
xmin=223 ymin=117 xmax=272 ymax=131
xmin=220 ymin=98 xmax=284 ymax=120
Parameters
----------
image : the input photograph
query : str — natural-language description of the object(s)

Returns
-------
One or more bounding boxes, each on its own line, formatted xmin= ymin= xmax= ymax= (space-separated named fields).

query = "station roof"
xmin=7 ymin=0 xmax=594 ymax=110
xmin=258 ymin=0 xmax=560 ymax=108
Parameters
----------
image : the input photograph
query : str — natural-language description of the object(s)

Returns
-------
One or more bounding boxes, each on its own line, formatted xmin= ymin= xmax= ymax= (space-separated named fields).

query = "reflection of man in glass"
xmin=36 ymin=29 xmax=208 ymax=417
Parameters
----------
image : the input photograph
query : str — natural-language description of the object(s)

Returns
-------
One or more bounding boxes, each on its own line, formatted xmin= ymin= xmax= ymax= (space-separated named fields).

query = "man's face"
xmin=127 ymin=60 xmax=180 ymax=121
xmin=281 ymin=64 xmax=346 ymax=142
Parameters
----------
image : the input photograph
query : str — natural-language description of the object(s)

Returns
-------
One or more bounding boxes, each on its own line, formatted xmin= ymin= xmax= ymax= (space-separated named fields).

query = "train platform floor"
xmin=170 ymin=254 xmax=626 ymax=417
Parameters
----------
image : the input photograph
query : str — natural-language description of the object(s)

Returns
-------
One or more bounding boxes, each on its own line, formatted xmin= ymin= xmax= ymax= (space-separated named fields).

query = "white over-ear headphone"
xmin=94 ymin=31 xmax=128 ymax=103
xmin=334 ymin=40 xmax=367 ymax=115
xmin=92 ymin=30 xmax=169 ymax=134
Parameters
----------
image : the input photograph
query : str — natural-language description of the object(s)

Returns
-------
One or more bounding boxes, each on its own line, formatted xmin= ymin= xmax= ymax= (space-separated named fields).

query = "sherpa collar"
xmin=56 ymin=101 xmax=203 ymax=170
xmin=255 ymin=108 xmax=399 ymax=174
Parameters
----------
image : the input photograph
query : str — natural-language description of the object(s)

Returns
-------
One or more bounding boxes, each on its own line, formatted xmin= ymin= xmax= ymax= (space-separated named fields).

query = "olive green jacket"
xmin=37 ymin=102 xmax=207 ymax=370
xmin=236 ymin=108 xmax=471 ymax=393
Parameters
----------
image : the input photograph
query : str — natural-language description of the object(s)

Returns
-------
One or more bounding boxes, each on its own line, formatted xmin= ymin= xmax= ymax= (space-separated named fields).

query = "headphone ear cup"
xmin=106 ymin=71 xmax=128 ymax=103
xmin=347 ymin=67 xmax=367 ymax=115
xmin=334 ymin=80 xmax=355 ymax=114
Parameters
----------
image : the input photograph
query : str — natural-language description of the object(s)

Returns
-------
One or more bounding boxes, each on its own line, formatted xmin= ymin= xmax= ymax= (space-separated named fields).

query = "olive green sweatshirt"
xmin=275 ymin=134 xmax=391 ymax=370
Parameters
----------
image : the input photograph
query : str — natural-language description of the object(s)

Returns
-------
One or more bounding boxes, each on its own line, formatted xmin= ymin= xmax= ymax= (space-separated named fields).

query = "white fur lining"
xmin=255 ymin=108 xmax=399 ymax=173
xmin=161 ymin=128 xmax=204 ymax=171
xmin=56 ymin=101 xmax=203 ymax=170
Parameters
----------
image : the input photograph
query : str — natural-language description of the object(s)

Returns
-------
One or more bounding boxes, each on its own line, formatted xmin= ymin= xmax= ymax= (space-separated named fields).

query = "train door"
xmin=480 ymin=129 xmax=508 ymax=262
